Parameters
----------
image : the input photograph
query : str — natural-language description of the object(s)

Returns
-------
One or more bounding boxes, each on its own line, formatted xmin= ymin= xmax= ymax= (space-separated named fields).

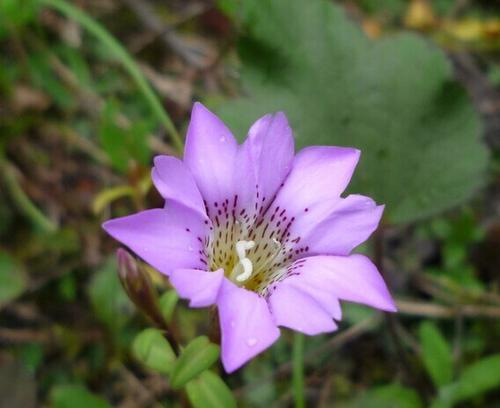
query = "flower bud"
xmin=116 ymin=248 xmax=166 ymax=329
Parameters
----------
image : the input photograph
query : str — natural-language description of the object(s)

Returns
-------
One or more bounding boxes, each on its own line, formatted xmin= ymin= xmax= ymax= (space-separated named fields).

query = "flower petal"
xmin=269 ymin=282 xmax=338 ymax=335
xmin=152 ymin=155 xmax=207 ymax=217
xmin=184 ymin=103 xmax=238 ymax=215
xmin=290 ymin=195 xmax=384 ymax=256
xmin=274 ymin=271 xmax=342 ymax=320
xmin=102 ymin=203 xmax=209 ymax=276
xmin=235 ymin=112 xmax=294 ymax=216
xmin=170 ymin=268 xmax=224 ymax=308
xmin=273 ymin=146 xmax=360 ymax=215
xmin=282 ymin=255 xmax=396 ymax=312
xmin=217 ymin=279 xmax=280 ymax=373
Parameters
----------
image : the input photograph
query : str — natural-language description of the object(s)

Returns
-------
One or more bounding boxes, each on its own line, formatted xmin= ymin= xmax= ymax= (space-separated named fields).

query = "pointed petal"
xmin=184 ymin=103 xmax=238 ymax=215
xmin=235 ymin=112 xmax=294 ymax=216
xmin=152 ymin=155 xmax=207 ymax=217
xmin=102 ymin=203 xmax=209 ymax=276
xmin=290 ymin=195 xmax=384 ymax=256
xmin=170 ymin=268 xmax=224 ymax=308
xmin=217 ymin=279 xmax=280 ymax=373
xmin=269 ymin=282 xmax=338 ymax=335
xmin=273 ymin=146 xmax=360 ymax=215
xmin=282 ymin=255 xmax=396 ymax=312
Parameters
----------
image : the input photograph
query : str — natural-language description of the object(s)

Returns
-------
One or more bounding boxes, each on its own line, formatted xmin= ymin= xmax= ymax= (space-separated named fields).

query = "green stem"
xmin=38 ymin=0 xmax=184 ymax=153
xmin=292 ymin=333 xmax=305 ymax=408
xmin=1 ymin=159 xmax=57 ymax=233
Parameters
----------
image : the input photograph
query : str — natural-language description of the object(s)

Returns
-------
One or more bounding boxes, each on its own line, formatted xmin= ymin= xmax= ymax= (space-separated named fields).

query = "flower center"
xmin=204 ymin=196 xmax=308 ymax=295
xmin=207 ymin=217 xmax=289 ymax=294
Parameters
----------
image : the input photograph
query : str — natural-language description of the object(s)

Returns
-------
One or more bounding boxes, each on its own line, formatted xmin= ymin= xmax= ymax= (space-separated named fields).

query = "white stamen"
xmin=234 ymin=240 xmax=255 ymax=282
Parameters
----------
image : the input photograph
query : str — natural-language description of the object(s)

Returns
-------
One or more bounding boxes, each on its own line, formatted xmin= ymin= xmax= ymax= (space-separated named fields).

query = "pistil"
xmin=232 ymin=240 xmax=255 ymax=282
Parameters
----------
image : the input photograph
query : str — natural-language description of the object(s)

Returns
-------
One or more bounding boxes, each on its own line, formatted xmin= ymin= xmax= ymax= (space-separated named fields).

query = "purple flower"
xmin=103 ymin=103 xmax=396 ymax=373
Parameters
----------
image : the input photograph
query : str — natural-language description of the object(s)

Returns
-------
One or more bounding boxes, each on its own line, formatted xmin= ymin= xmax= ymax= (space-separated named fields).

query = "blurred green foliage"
xmin=99 ymin=101 xmax=151 ymax=174
xmin=50 ymin=384 xmax=111 ymax=408
xmin=217 ymin=0 xmax=488 ymax=224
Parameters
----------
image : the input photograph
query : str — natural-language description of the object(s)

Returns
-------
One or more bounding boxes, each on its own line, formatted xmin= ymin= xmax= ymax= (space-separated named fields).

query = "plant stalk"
xmin=292 ymin=333 xmax=305 ymax=408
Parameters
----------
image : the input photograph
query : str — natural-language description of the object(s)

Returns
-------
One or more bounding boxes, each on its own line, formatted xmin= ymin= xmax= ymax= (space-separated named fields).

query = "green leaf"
xmin=159 ymin=290 xmax=179 ymax=323
xmin=216 ymin=0 xmax=488 ymax=225
xmin=441 ymin=354 xmax=500 ymax=404
xmin=132 ymin=328 xmax=176 ymax=375
xmin=418 ymin=321 xmax=453 ymax=388
xmin=87 ymin=258 xmax=134 ymax=333
xmin=50 ymin=384 xmax=111 ymax=408
xmin=99 ymin=101 xmax=151 ymax=174
xmin=185 ymin=370 xmax=237 ymax=408
xmin=170 ymin=336 xmax=220 ymax=389
xmin=0 ymin=252 xmax=27 ymax=306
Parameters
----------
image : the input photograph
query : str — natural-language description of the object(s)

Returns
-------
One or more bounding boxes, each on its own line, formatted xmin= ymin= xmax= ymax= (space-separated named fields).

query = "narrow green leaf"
xmin=418 ymin=321 xmax=453 ymax=388
xmin=443 ymin=354 xmax=500 ymax=404
xmin=92 ymin=185 xmax=136 ymax=214
xmin=170 ymin=336 xmax=220 ymax=389
xmin=185 ymin=370 xmax=237 ymax=408
xmin=50 ymin=384 xmax=111 ymax=408
xmin=132 ymin=328 xmax=176 ymax=375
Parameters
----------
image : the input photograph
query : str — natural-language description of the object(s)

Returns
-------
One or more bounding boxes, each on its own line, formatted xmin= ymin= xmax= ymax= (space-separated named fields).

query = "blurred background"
xmin=1 ymin=0 xmax=500 ymax=406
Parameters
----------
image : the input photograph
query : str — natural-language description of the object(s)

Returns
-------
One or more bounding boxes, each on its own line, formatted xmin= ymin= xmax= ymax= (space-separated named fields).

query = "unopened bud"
xmin=116 ymin=248 xmax=166 ymax=329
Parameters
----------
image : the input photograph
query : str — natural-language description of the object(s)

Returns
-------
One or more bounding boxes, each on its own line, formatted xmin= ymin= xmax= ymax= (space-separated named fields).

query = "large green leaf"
xmin=216 ymin=0 xmax=488 ymax=224
xmin=418 ymin=321 xmax=453 ymax=388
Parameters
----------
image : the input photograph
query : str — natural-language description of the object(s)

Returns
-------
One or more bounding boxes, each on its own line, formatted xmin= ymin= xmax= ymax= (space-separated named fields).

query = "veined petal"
xmin=290 ymin=195 xmax=384 ymax=256
xmin=217 ymin=279 xmax=280 ymax=373
xmin=236 ymin=112 xmax=294 ymax=216
xmin=152 ymin=155 xmax=207 ymax=217
xmin=102 ymin=203 xmax=209 ymax=276
xmin=273 ymin=146 xmax=360 ymax=215
xmin=269 ymin=282 xmax=338 ymax=335
xmin=170 ymin=268 xmax=224 ymax=308
xmin=184 ymin=103 xmax=238 ymax=215
xmin=281 ymin=255 xmax=396 ymax=312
